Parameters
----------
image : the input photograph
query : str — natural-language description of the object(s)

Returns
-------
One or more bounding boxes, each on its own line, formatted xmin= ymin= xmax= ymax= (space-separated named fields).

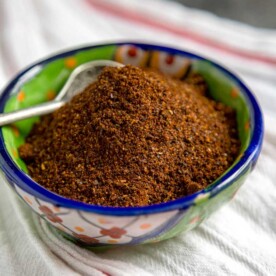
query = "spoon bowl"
xmin=0 ymin=60 xmax=123 ymax=126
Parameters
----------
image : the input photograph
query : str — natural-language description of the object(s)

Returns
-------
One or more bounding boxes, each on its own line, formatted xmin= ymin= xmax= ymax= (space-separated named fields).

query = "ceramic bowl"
xmin=0 ymin=42 xmax=263 ymax=247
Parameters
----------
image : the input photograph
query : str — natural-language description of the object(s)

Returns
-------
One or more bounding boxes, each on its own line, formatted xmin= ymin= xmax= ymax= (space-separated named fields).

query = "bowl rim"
xmin=0 ymin=42 xmax=264 ymax=215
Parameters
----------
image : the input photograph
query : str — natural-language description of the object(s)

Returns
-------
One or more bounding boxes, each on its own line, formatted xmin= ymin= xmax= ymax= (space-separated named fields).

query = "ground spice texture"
xmin=19 ymin=65 xmax=240 ymax=207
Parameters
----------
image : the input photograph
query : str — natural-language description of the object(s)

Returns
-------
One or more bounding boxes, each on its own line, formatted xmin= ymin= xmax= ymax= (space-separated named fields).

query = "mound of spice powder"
xmin=19 ymin=65 xmax=240 ymax=207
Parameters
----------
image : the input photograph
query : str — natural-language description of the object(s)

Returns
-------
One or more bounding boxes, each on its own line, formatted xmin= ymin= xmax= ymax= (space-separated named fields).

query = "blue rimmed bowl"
xmin=0 ymin=42 xmax=263 ymax=247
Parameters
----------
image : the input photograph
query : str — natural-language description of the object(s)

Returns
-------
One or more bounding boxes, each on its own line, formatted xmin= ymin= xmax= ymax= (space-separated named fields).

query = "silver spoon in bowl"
xmin=0 ymin=60 xmax=124 ymax=126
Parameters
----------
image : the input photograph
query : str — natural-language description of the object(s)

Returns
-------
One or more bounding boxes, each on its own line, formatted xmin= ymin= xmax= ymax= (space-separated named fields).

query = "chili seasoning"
xmin=19 ymin=65 xmax=240 ymax=207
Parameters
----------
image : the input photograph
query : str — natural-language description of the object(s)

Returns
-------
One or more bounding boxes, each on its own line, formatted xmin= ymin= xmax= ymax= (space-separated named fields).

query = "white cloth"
xmin=0 ymin=0 xmax=276 ymax=275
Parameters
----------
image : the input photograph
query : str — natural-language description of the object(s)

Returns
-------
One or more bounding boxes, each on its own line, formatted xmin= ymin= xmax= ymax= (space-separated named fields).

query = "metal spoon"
xmin=0 ymin=60 xmax=124 ymax=126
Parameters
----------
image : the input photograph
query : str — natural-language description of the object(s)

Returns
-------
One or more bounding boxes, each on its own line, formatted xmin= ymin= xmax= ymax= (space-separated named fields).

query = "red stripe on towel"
xmin=85 ymin=0 xmax=276 ymax=66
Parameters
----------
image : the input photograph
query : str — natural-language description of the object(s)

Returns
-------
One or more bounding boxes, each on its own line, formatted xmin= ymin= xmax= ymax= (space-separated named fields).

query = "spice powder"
xmin=19 ymin=65 xmax=240 ymax=207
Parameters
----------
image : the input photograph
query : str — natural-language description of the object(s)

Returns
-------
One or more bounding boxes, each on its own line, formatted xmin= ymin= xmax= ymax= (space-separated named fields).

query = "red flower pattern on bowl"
xmin=100 ymin=227 xmax=127 ymax=239
xmin=39 ymin=205 xmax=63 ymax=223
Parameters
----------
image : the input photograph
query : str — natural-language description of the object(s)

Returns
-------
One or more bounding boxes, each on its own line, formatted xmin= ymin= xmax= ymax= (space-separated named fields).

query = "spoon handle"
xmin=0 ymin=101 xmax=65 ymax=126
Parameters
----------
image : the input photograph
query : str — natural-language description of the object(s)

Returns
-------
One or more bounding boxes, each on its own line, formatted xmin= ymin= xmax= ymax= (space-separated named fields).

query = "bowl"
xmin=0 ymin=42 xmax=263 ymax=247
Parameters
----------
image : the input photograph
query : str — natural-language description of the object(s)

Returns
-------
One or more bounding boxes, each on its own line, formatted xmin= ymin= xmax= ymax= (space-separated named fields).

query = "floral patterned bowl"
xmin=0 ymin=42 xmax=263 ymax=247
